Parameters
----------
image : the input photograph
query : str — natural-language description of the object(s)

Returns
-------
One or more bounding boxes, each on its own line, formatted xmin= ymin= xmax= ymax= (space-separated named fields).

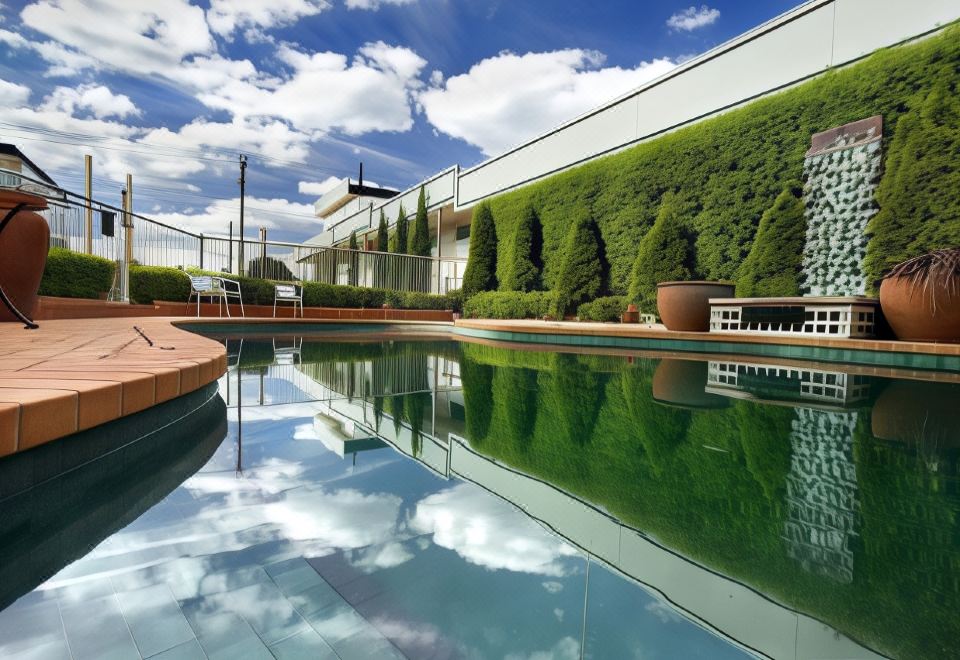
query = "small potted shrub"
xmin=879 ymin=247 xmax=960 ymax=342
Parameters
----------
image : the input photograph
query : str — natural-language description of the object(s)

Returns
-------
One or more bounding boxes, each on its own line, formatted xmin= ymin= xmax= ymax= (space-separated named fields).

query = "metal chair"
xmin=273 ymin=283 xmax=303 ymax=317
xmin=187 ymin=275 xmax=245 ymax=317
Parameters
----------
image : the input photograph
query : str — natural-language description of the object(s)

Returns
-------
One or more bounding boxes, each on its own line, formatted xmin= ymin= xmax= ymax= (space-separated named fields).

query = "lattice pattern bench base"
xmin=709 ymin=296 xmax=879 ymax=339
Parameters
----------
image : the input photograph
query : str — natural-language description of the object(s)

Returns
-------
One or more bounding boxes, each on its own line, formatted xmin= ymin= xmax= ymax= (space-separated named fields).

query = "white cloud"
xmin=419 ymin=49 xmax=676 ymax=156
xmin=666 ymin=5 xmax=720 ymax=31
xmin=0 ymin=27 xmax=97 ymax=77
xmin=199 ymin=41 xmax=427 ymax=135
xmin=207 ymin=0 xmax=331 ymax=38
xmin=409 ymin=483 xmax=579 ymax=576
xmin=140 ymin=116 xmax=312 ymax=165
xmin=20 ymin=0 xmax=216 ymax=78
xmin=345 ymin=0 xmax=415 ymax=10
xmin=299 ymin=176 xmax=342 ymax=196
xmin=0 ymin=77 xmax=30 ymax=107
xmin=150 ymin=196 xmax=319 ymax=235
xmin=41 ymin=84 xmax=140 ymax=119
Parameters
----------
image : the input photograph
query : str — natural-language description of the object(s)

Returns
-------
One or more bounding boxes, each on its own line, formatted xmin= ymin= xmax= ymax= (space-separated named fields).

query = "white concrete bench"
xmin=709 ymin=296 xmax=878 ymax=338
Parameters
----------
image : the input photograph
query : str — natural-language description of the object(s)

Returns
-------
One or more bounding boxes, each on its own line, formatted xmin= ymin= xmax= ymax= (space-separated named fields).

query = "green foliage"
xmin=376 ymin=209 xmax=389 ymax=252
xmin=629 ymin=193 xmax=691 ymax=313
xmin=553 ymin=212 xmax=608 ymax=318
xmin=576 ymin=295 xmax=628 ymax=322
xmin=410 ymin=186 xmax=431 ymax=256
xmin=461 ymin=203 xmax=498 ymax=297
xmin=865 ymin=76 xmax=960 ymax=289
xmin=384 ymin=290 xmax=460 ymax=311
xmin=302 ymin=282 xmax=385 ymax=308
xmin=348 ymin=231 xmax=358 ymax=250
xmin=245 ymin=255 xmax=294 ymax=281
xmin=130 ymin=265 xmax=190 ymax=304
xmin=481 ymin=26 xmax=960 ymax=297
xmin=391 ymin=204 xmax=408 ymax=254
xmin=503 ymin=205 xmax=543 ymax=292
xmin=347 ymin=231 xmax=359 ymax=286
xmin=460 ymin=355 xmax=494 ymax=444
xmin=189 ymin=269 xmax=275 ymax=305
xmin=737 ymin=183 xmax=807 ymax=297
xmin=39 ymin=248 xmax=115 ymax=299
xmin=463 ymin=290 xmax=556 ymax=319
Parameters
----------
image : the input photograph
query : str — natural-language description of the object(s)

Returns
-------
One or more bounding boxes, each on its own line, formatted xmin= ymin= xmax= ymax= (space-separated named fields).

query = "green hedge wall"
xmin=130 ymin=266 xmax=190 ymax=305
xmin=39 ymin=248 xmax=115 ymax=299
xmin=463 ymin=290 xmax=556 ymax=319
xmin=485 ymin=25 xmax=960 ymax=296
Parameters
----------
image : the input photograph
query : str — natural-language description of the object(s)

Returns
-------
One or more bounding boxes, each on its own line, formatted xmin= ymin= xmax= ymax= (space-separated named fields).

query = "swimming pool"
xmin=1 ymin=330 xmax=957 ymax=659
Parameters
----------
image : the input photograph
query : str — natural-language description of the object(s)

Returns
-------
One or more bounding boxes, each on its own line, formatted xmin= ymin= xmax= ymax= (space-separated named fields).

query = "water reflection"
xmin=0 ymin=333 xmax=957 ymax=659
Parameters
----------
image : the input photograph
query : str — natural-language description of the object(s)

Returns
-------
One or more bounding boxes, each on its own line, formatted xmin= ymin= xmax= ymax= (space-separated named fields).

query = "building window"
xmin=455 ymin=225 xmax=470 ymax=258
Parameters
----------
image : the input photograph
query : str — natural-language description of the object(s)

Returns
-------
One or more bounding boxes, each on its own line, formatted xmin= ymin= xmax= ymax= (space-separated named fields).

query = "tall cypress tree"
xmin=376 ymin=209 xmax=389 ymax=252
xmin=461 ymin=203 xmax=498 ymax=297
xmin=553 ymin=211 xmax=607 ymax=318
xmin=865 ymin=78 xmax=960 ymax=288
xmin=504 ymin=205 xmax=543 ymax=292
xmin=391 ymin=204 xmax=408 ymax=254
xmin=629 ymin=193 xmax=692 ymax=313
xmin=737 ymin=182 xmax=806 ymax=297
xmin=410 ymin=185 xmax=431 ymax=257
xmin=348 ymin=230 xmax=359 ymax=286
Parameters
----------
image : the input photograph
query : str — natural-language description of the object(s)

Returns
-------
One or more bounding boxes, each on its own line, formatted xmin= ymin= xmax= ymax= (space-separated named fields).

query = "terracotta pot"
xmin=656 ymin=281 xmax=734 ymax=332
xmin=872 ymin=380 xmax=960 ymax=448
xmin=0 ymin=191 xmax=49 ymax=323
xmin=879 ymin=276 xmax=960 ymax=342
xmin=652 ymin=359 xmax=729 ymax=410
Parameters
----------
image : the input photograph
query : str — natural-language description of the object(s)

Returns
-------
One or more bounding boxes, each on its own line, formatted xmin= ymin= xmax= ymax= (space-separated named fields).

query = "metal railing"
xmin=297 ymin=246 xmax=466 ymax=294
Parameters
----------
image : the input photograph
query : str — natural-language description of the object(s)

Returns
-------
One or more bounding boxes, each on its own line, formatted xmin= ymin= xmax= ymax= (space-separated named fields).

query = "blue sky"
xmin=0 ymin=0 xmax=798 ymax=241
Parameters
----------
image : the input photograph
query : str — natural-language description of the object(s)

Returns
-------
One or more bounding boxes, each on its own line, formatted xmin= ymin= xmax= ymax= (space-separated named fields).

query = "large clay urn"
xmin=879 ymin=272 xmax=960 ymax=342
xmin=0 ymin=191 xmax=49 ymax=323
xmin=656 ymin=281 xmax=734 ymax=332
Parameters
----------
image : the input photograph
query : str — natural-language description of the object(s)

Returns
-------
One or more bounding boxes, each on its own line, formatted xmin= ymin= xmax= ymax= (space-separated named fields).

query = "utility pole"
xmin=238 ymin=154 xmax=247 ymax=277
xmin=84 ymin=155 xmax=93 ymax=254
xmin=124 ymin=173 xmax=133 ymax=302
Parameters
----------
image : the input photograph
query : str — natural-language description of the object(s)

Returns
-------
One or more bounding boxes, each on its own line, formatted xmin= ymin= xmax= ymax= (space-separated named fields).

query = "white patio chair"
xmin=186 ymin=275 xmax=244 ymax=317
xmin=274 ymin=283 xmax=303 ymax=318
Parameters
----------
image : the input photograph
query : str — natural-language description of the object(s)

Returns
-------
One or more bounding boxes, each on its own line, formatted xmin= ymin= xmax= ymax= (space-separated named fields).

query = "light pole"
xmin=238 ymin=154 xmax=247 ymax=276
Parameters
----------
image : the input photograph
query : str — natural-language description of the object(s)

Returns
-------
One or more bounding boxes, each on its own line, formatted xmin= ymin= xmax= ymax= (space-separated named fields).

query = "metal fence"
xmin=2 ymin=167 xmax=465 ymax=300
xmin=298 ymin=246 xmax=466 ymax=294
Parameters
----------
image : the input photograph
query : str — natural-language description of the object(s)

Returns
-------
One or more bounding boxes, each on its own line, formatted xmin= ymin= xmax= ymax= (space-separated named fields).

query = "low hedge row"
xmin=128 ymin=264 xmax=459 ymax=311
xmin=576 ymin=296 xmax=628 ymax=322
xmin=463 ymin=291 xmax=557 ymax=319
xmin=39 ymin=248 xmax=115 ymax=299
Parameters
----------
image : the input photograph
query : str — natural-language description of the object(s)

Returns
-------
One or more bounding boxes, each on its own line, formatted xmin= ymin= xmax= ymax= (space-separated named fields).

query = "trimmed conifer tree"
xmin=410 ymin=185 xmax=431 ymax=257
xmin=737 ymin=182 xmax=806 ymax=297
xmin=865 ymin=78 xmax=960 ymax=289
xmin=629 ymin=193 xmax=692 ymax=314
xmin=376 ymin=209 xmax=389 ymax=252
xmin=504 ymin=205 xmax=543 ymax=292
xmin=461 ymin=203 xmax=498 ymax=298
xmin=348 ymin=230 xmax=359 ymax=286
xmin=553 ymin=211 xmax=607 ymax=318
xmin=391 ymin=204 xmax=408 ymax=254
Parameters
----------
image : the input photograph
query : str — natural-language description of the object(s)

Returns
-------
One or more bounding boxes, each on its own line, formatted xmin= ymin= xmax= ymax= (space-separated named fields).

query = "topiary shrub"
xmin=376 ymin=209 xmax=389 ymax=252
xmin=629 ymin=193 xmax=692 ymax=313
xmin=130 ymin=265 xmax=190 ymax=304
xmin=245 ymin=255 xmax=294 ymax=281
xmin=391 ymin=204 xmax=408 ymax=254
xmin=553 ymin=212 xmax=608 ymax=318
xmin=864 ymin=77 xmax=960 ymax=289
xmin=503 ymin=205 xmax=543 ymax=292
xmin=384 ymin=290 xmax=457 ymax=311
xmin=410 ymin=185 xmax=431 ymax=257
xmin=461 ymin=202 xmax=498 ymax=298
xmin=39 ymin=248 xmax=115 ymax=299
xmin=577 ymin=295 xmax=628 ymax=322
xmin=737 ymin=182 xmax=807 ymax=297
xmin=464 ymin=290 xmax=556 ymax=319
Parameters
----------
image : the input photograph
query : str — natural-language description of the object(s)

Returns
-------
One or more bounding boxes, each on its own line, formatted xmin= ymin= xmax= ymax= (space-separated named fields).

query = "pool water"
xmin=1 ymin=333 xmax=957 ymax=659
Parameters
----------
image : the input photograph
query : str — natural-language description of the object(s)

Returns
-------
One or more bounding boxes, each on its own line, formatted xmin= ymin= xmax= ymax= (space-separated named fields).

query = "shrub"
xmin=303 ymin=282 xmax=386 ymax=308
xmin=39 ymin=248 xmax=115 ymax=299
xmin=245 ymin=255 xmax=294 ymax=281
xmin=461 ymin=202 xmax=498 ymax=297
xmin=410 ymin=185 xmax=431 ymax=257
xmin=376 ymin=209 xmax=389 ymax=252
xmin=629 ymin=193 xmax=692 ymax=313
xmin=391 ymin=204 xmax=408 ymax=254
xmin=130 ymin=265 xmax=190 ymax=304
xmin=463 ymin=290 xmax=556 ymax=319
xmin=188 ymin=269 xmax=275 ymax=305
xmin=503 ymin=205 xmax=543 ymax=292
xmin=553 ymin=212 xmax=608 ymax=318
xmin=864 ymin=77 xmax=960 ymax=289
xmin=481 ymin=26 xmax=960 ymax=296
xmin=385 ymin=290 xmax=458 ymax=311
xmin=577 ymin=296 xmax=628 ymax=322
xmin=737 ymin=183 xmax=807 ymax=297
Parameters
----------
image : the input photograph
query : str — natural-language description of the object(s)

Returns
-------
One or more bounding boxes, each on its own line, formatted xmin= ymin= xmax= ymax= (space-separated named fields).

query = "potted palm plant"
xmin=879 ymin=248 xmax=960 ymax=342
